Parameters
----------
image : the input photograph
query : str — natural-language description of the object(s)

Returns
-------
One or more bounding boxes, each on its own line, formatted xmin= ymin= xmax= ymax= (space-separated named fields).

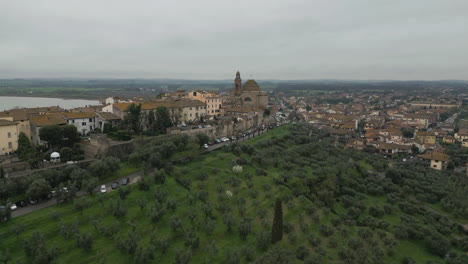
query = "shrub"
xmin=169 ymin=215 xmax=183 ymax=233
xmin=109 ymin=198 xmax=127 ymax=218
xmin=137 ymin=176 xmax=151 ymax=191
xmin=147 ymin=205 xmax=166 ymax=222
xmin=296 ymin=245 xmax=309 ymax=260
xmin=174 ymin=247 xmax=192 ymax=264
xmin=256 ymin=231 xmax=271 ymax=251
xmin=238 ymin=218 xmax=252 ymax=240
xmin=76 ymin=232 xmax=93 ymax=252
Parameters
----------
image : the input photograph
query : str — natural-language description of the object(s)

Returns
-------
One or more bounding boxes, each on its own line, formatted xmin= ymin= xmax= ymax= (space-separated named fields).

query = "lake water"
xmin=0 ymin=96 xmax=101 ymax=111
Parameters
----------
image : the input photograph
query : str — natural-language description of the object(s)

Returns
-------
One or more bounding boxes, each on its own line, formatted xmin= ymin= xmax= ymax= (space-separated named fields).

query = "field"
xmin=0 ymin=125 xmax=466 ymax=263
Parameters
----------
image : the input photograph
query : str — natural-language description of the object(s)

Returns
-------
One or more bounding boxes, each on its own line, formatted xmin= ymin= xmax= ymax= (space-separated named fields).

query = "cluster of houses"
xmin=0 ymin=106 xmax=121 ymax=152
xmin=286 ymin=91 xmax=467 ymax=171
xmin=0 ymin=72 xmax=273 ymax=156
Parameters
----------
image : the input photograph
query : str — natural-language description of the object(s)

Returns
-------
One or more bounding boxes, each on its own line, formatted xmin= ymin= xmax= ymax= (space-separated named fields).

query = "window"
xmin=72 ymin=120 xmax=75 ymax=123
xmin=244 ymin=97 xmax=252 ymax=102
xmin=8 ymin=142 xmax=13 ymax=148
xmin=190 ymin=113 xmax=192 ymax=117
xmin=82 ymin=122 xmax=86 ymax=126
xmin=190 ymin=108 xmax=192 ymax=110
xmin=89 ymin=118 xmax=92 ymax=122
xmin=7 ymin=132 xmax=11 ymax=138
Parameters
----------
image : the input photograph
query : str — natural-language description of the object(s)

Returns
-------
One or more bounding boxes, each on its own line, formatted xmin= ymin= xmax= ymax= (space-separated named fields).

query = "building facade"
xmin=223 ymin=71 xmax=268 ymax=111
xmin=0 ymin=119 xmax=18 ymax=155
xmin=61 ymin=112 xmax=99 ymax=135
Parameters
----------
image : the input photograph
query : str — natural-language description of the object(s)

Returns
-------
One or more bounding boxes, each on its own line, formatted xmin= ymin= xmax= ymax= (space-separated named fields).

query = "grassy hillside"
xmin=0 ymin=124 xmax=467 ymax=264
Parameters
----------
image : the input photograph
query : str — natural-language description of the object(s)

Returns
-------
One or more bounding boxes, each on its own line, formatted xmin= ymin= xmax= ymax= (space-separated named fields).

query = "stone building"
xmin=187 ymin=90 xmax=223 ymax=116
xmin=0 ymin=119 xmax=18 ymax=155
xmin=223 ymin=71 xmax=268 ymax=111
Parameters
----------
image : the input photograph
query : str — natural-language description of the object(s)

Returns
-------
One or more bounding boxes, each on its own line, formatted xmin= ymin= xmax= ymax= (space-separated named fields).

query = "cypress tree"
xmin=17 ymin=132 xmax=33 ymax=161
xmin=0 ymin=166 xmax=4 ymax=179
xmin=271 ymin=198 xmax=283 ymax=243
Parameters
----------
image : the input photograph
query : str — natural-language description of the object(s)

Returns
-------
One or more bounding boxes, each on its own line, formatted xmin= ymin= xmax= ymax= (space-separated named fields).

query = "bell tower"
xmin=234 ymin=71 xmax=242 ymax=92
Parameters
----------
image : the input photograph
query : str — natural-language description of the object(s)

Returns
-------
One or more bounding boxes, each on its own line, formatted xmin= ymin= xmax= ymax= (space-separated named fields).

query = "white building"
xmin=104 ymin=96 xmax=132 ymax=105
xmin=61 ymin=112 xmax=99 ymax=135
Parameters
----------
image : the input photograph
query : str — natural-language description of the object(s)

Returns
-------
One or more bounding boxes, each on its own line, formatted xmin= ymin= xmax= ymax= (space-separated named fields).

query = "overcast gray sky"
xmin=1 ymin=0 xmax=467 ymax=80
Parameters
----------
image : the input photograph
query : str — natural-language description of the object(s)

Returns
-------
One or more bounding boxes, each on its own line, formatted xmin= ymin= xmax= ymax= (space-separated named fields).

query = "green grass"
xmin=99 ymin=163 xmax=140 ymax=184
xmin=0 ymin=125 xmax=454 ymax=263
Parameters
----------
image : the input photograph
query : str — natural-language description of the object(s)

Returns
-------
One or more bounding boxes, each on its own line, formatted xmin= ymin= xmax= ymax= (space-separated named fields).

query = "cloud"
xmin=1 ymin=0 xmax=467 ymax=79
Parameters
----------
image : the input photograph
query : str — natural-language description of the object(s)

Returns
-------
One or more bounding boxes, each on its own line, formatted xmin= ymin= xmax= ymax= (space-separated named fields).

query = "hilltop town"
xmin=1 ymin=76 xmax=468 ymax=264
xmin=1 ymin=74 xmax=468 ymax=175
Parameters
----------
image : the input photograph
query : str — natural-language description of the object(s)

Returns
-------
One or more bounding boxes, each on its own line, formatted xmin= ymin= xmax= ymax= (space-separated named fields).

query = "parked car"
xmin=215 ymin=139 xmax=221 ymax=144
xmin=121 ymin=177 xmax=130 ymax=186
xmin=100 ymin=185 xmax=107 ymax=193
xmin=231 ymin=136 xmax=236 ymax=140
xmin=111 ymin=182 xmax=119 ymax=189
xmin=15 ymin=200 xmax=27 ymax=207
xmin=10 ymin=203 xmax=17 ymax=211
xmin=203 ymin=144 xmax=209 ymax=149
xmin=208 ymin=141 xmax=215 ymax=146
xmin=28 ymin=198 xmax=38 ymax=205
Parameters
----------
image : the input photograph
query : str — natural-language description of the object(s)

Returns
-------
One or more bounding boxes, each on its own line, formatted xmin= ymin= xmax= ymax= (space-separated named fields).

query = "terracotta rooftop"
xmin=418 ymin=152 xmax=449 ymax=162
xmin=97 ymin=112 xmax=121 ymax=120
xmin=0 ymin=106 xmax=63 ymax=121
xmin=61 ymin=112 xmax=97 ymax=119
xmin=376 ymin=143 xmax=411 ymax=150
xmin=416 ymin=131 xmax=436 ymax=137
xmin=114 ymin=99 xmax=205 ymax=112
xmin=30 ymin=114 xmax=67 ymax=127
xmin=0 ymin=119 xmax=17 ymax=127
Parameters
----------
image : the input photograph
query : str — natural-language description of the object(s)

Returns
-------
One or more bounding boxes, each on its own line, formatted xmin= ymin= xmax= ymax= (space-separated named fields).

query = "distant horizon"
xmin=1 ymin=77 xmax=467 ymax=83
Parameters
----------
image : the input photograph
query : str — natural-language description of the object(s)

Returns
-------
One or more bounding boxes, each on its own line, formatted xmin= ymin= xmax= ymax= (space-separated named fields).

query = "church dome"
xmin=242 ymin=80 xmax=260 ymax=91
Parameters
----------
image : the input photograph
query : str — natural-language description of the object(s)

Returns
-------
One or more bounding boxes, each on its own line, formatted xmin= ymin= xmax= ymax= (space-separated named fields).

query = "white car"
xmin=100 ymin=185 xmax=107 ymax=193
xmin=10 ymin=203 xmax=17 ymax=211
xmin=203 ymin=144 xmax=209 ymax=149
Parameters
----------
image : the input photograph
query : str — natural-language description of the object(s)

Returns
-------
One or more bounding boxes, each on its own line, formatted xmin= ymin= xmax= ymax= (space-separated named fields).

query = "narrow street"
xmin=12 ymin=171 xmax=143 ymax=218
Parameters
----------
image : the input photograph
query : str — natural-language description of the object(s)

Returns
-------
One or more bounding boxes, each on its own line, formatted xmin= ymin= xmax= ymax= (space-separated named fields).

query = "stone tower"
xmin=234 ymin=71 xmax=242 ymax=92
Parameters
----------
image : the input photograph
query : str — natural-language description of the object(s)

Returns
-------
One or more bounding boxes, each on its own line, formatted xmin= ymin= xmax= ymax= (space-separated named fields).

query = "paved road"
xmin=441 ymin=112 xmax=459 ymax=126
xmin=11 ymin=171 xmax=142 ymax=218
xmin=10 ymin=125 xmax=279 ymax=218
xmin=202 ymin=127 xmax=269 ymax=152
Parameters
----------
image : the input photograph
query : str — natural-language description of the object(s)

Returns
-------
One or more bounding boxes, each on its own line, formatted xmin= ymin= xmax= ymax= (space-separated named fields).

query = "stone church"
xmin=224 ymin=71 xmax=268 ymax=112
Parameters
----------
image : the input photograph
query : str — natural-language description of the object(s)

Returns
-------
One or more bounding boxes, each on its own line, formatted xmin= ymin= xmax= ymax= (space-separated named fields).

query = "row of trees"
xmin=242 ymin=123 xmax=467 ymax=260
xmin=0 ymin=157 xmax=120 ymax=203
xmin=122 ymin=104 xmax=173 ymax=135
